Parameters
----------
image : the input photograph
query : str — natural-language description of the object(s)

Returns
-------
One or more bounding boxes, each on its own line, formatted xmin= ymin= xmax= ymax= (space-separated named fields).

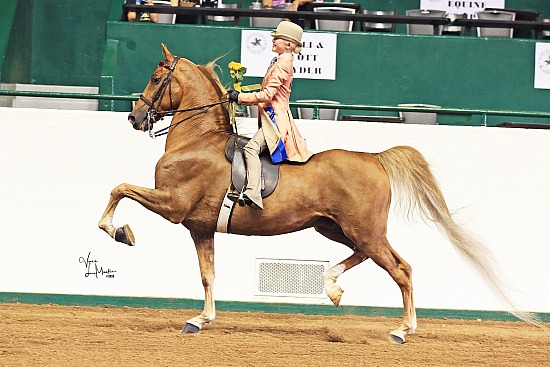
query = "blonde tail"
xmin=377 ymin=145 xmax=539 ymax=325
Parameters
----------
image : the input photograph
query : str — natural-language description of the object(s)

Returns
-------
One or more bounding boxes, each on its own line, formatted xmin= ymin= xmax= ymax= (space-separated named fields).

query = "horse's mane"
xmin=199 ymin=59 xmax=227 ymax=93
xmin=196 ymin=58 xmax=231 ymax=118
xmin=193 ymin=58 xmax=232 ymax=133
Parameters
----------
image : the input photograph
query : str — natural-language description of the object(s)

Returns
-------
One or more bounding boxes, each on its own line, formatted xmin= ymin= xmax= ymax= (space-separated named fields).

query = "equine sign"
xmin=420 ymin=0 xmax=505 ymax=16
xmin=240 ymin=30 xmax=337 ymax=80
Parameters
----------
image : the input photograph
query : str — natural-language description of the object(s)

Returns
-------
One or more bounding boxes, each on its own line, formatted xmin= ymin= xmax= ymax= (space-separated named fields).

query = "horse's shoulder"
xmin=159 ymin=143 xmax=224 ymax=166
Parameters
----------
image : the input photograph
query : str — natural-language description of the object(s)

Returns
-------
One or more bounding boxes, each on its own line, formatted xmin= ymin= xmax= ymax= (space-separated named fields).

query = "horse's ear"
xmin=161 ymin=43 xmax=174 ymax=63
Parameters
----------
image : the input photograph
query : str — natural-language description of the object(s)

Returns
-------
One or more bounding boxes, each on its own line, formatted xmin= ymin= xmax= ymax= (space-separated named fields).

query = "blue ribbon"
xmin=264 ymin=107 xmax=287 ymax=164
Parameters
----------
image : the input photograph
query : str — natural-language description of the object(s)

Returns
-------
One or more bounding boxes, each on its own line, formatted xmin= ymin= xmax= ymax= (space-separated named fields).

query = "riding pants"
xmin=243 ymin=127 xmax=267 ymax=209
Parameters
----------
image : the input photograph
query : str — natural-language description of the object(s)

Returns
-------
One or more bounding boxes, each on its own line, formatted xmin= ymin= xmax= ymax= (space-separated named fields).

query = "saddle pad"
xmin=224 ymin=134 xmax=280 ymax=199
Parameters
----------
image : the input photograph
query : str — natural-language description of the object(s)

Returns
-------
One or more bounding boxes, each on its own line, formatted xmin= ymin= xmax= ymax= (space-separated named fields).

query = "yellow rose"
xmin=228 ymin=61 xmax=243 ymax=72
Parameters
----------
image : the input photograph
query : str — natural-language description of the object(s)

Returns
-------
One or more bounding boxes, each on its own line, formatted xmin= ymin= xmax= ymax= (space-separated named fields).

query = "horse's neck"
xmin=165 ymin=99 xmax=231 ymax=149
xmin=164 ymin=63 xmax=232 ymax=149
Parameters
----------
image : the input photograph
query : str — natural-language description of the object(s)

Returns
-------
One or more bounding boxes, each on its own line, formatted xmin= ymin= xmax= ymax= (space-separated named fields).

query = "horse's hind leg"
xmin=317 ymin=223 xmax=416 ymax=343
xmin=315 ymin=224 xmax=369 ymax=307
xmin=363 ymin=237 xmax=416 ymax=344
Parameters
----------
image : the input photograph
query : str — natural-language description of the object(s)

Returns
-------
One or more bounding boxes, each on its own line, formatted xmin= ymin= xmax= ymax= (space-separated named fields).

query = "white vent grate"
xmin=254 ymin=258 xmax=329 ymax=298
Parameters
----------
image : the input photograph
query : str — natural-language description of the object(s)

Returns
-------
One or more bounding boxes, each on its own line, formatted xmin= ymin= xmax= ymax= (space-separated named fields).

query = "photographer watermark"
xmin=78 ymin=252 xmax=117 ymax=278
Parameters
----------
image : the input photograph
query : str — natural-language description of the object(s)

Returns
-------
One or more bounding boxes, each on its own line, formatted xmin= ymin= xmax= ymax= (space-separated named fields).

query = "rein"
xmin=139 ymin=56 xmax=231 ymax=139
xmin=149 ymin=99 xmax=229 ymax=138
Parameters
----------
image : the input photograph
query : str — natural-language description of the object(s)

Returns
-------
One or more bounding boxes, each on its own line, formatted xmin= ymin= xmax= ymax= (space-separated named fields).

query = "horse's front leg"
xmin=182 ymin=232 xmax=215 ymax=334
xmin=98 ymin=183 xmax=174 ymax=246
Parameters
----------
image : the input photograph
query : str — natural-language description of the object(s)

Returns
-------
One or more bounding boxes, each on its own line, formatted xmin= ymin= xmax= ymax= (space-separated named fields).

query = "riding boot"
xmin=243 ymin=128 xmax=267 ymax=209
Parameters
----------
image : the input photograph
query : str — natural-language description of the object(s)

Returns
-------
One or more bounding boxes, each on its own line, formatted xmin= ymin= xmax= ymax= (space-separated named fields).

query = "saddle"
xmin=224 ymin=134 xmax=280 ymax=198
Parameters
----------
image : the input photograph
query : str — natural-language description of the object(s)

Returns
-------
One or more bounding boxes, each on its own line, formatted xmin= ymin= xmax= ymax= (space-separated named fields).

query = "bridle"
xmin=139 ymin=56 xmax=230 ymax=139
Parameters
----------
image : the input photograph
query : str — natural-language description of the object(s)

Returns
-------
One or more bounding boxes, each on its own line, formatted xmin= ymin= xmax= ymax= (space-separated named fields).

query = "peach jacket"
xmin=238 ymin=53 xmax=313 ymax=163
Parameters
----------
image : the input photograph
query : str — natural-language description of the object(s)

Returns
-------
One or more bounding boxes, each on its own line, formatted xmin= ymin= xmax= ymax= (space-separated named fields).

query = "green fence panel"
xmin=104 ymin=22 xmax=550 ymax=125
xmin=1 ymin=0 xmax=32 ymax=84
xmin=2 ymin=0 xmax=112 ymax=87
xmin=28 ymin=0 xmax=111 ymax=86
xmin=3 ymin=0 xmax=550 ymax=126
xmin=99 ymin=39 xmax=121 ymax=111
xmin=0 ymin=0 xmax=17 ymax=81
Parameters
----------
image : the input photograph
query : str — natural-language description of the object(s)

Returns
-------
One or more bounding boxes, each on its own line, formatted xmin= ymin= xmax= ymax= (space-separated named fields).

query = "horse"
xmin=98 ymin=44 xmax=535 ymax=344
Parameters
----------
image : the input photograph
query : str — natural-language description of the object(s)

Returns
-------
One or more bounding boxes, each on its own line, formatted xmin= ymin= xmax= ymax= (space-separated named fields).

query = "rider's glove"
xmin=228 ymin=90 xmax=240 ymax=103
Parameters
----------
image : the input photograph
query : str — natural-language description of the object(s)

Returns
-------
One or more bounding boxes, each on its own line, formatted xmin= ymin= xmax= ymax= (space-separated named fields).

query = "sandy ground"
xmin=0 ymin=303 xmax=548 ymax=367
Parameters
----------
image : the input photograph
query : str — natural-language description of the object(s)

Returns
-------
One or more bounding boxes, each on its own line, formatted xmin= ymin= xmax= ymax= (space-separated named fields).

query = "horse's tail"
xmin=376 ymin=145 xmax=539 ymax=325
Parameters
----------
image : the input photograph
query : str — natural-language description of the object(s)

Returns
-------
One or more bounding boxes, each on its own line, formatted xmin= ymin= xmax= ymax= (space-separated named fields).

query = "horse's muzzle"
xmin=128 ymin=112 xmax=147 ymax=131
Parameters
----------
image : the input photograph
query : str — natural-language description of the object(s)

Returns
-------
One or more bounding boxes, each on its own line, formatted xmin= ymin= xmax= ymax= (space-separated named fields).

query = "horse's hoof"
xmin=181 ymin=323 xmax=201 ymax=334
xmin=114 ymin=224 xmax=135 ymax=246
xmin=327 ymin=286 xmax=343 ymax=307
xmin=389 ymin=330 xmax=406 ymax=344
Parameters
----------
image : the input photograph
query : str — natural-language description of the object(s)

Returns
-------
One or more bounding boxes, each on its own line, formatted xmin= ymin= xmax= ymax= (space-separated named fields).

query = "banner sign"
xmin=240 ymin=30 xmax=337 ymax=80
xmin=419 ymin=0 xmax=505 ymax=16
xmin=534 ymin=42 xmax=550 ymax=89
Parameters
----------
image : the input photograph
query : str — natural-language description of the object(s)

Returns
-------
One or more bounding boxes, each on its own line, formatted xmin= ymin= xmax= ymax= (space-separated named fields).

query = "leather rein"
xmin=139 ymin=56 xmax=230 ymax=139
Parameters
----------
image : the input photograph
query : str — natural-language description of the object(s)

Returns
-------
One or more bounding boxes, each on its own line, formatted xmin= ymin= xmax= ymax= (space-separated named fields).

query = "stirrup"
xmin=227 ymin=192 xmax=247 ymax=207
xmin=226 ymin=192 xmax=253 ymax=207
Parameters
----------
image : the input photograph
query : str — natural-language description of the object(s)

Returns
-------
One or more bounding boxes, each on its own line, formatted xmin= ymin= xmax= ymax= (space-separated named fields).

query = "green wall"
xmin=102 ymin=22 xmax=550 ymax=125
xmin=3 ymin=0 xmax=550 ymax=87
xmin=0 ymin=0 xmax=18 ymax=81
xmin=2 ymin=0 xmax=111 ymax=86
xmin=3 ymin=0 xmax=550 ymax=126
xmin=1 ymin=0 xmax=31 ymax=84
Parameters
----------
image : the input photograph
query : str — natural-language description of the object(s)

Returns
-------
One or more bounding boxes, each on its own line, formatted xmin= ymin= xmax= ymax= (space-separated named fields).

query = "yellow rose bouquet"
xmin=228 ymin=61 xmax=246 ymax=92
xmin=228 ymin=61 xmax=247 ymax=125
xmin=227 ymin=62 xmax=261 ymax=125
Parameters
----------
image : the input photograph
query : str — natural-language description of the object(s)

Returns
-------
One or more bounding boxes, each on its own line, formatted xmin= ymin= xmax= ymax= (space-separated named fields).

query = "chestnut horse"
xmin=98 ymin=44 xmax=534 ymax=344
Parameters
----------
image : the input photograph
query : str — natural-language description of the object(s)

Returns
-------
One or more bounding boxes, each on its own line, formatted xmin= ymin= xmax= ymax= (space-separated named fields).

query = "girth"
xmin=224 ymin=134 xmax=280 ymax=198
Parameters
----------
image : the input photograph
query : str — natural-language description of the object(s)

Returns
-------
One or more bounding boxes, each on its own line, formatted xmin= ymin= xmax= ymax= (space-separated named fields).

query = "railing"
xmin=126 ymin=4 xmax=451 ymax=33
xmin=0 ymin=89 xmax=131 ymax=101
xmin=292 ymin=101 xmax=550 ymax=126
xmin=454 ymin=18 xmax=550 ymax=38
xmin=2 ymin=89 xmax=550 ymax=127
xmin=124 ymin=4 xmax=550 ymax=37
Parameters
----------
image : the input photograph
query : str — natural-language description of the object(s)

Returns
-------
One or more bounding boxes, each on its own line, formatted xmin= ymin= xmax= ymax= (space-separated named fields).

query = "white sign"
xmin=420 ymin=0 xmax=505 ymax=16
xmin=240 ymin=30 xmax=337 ymax=80
xmin=534 ymin=42 xmax=550 ymax=89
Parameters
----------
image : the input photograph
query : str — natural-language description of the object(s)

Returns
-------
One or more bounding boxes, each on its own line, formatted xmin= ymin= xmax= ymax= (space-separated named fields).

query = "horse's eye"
xmin=151 ymin=76 xmax=161 ymax=84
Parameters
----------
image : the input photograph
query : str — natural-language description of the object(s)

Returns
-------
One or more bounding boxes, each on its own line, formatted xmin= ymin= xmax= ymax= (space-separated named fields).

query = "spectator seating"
xmin=405 ymin=9 xmax=447 ymax=35
xmin=361 ymin=10 xmax=396 ymax=33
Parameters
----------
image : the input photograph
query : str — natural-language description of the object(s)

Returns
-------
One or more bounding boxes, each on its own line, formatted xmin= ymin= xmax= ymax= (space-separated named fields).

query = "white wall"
xmin=1 ymin=107 xmax=549 ymax=314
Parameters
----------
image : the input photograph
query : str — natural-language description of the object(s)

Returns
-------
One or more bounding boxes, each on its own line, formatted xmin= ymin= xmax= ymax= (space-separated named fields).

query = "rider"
xmin=228 ymin=21 xmax=313 ymax=209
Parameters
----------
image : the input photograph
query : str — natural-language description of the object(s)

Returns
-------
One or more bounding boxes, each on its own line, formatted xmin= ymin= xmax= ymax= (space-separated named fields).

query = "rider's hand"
xmin=228 ymin=90 xmax=240 ymax=103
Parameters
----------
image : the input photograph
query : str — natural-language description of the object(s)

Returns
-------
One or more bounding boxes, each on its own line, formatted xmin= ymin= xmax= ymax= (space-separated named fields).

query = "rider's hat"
xmin=271 ymin=21 xmax=303 ymax=52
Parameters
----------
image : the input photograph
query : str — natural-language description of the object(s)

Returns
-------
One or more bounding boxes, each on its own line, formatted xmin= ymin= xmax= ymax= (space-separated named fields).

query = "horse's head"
xmin=129 ymin=44 xmax=231 ymax=137
xmin=128 ymin=43 xmax=188 ymax=132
